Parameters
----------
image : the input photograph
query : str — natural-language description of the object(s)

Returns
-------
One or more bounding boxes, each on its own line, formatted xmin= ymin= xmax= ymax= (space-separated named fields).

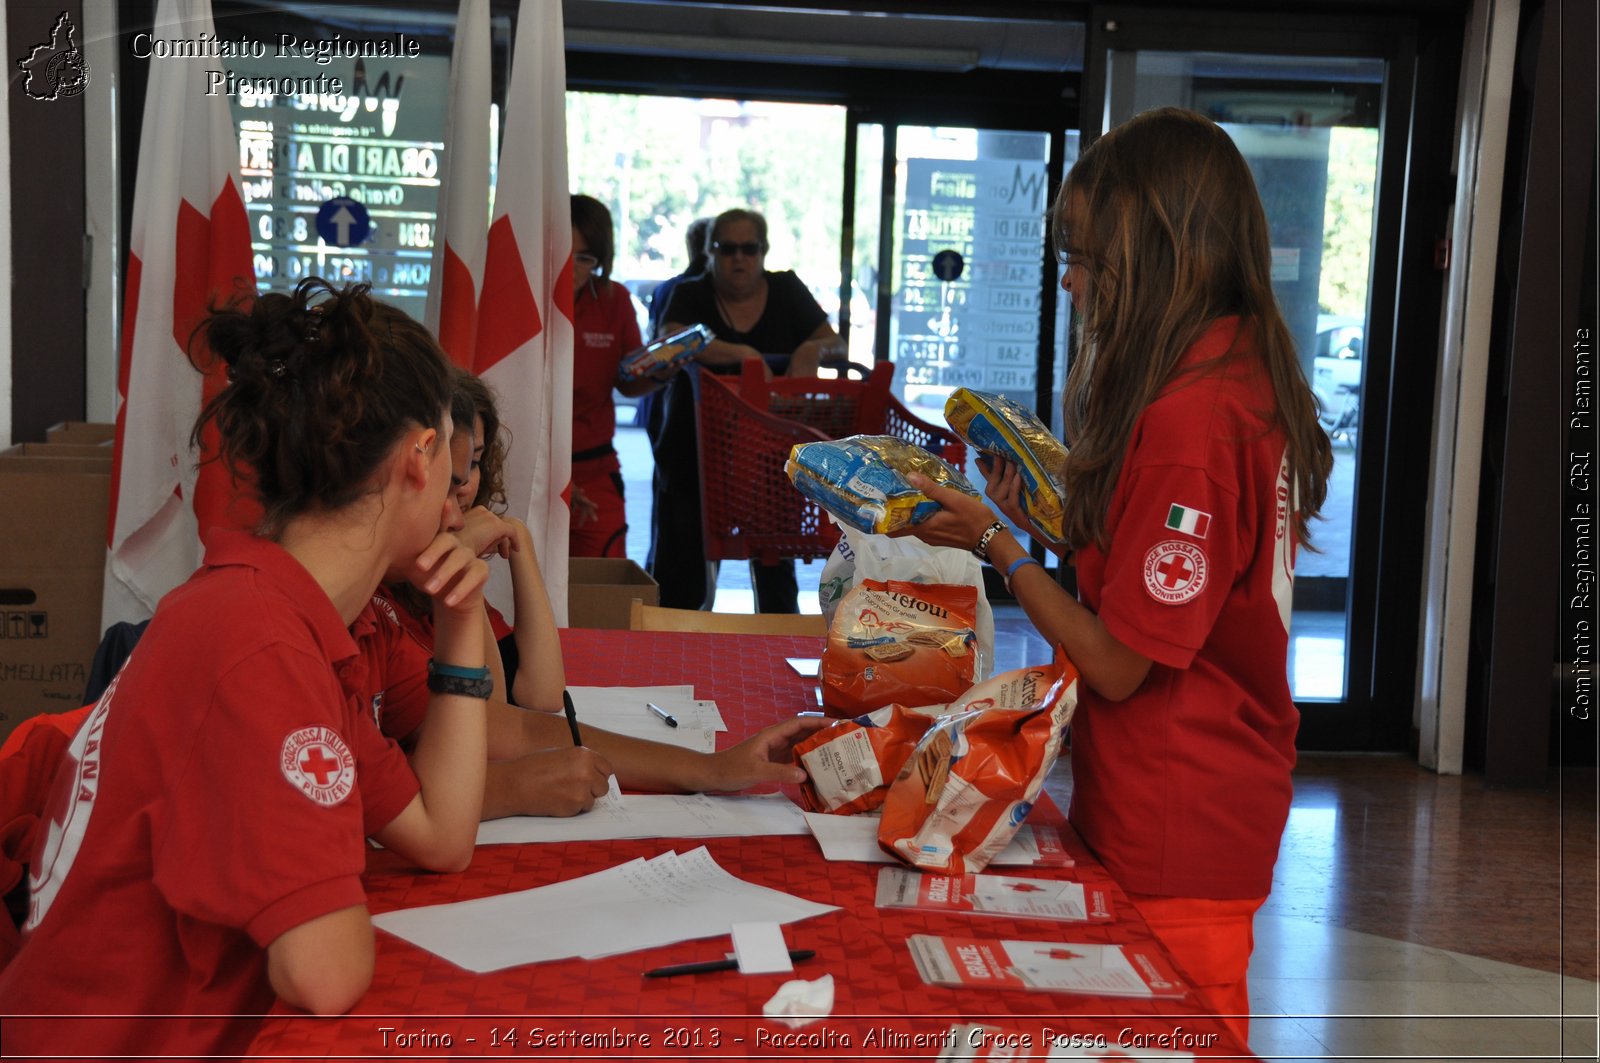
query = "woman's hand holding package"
xmin=976 ymin=455 xmax=1033 ymax=534
xmin=698 ymin=714 xmax=832 ymax=791
xmin=891 ymin=472 xmax=1016 ymax=559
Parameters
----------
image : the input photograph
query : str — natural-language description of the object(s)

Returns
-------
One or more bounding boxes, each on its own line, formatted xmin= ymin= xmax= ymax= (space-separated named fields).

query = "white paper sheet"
xmin=802 ymin=811 xmax=1046 ymax=865
xmin=567 ymin=685 xmax=726 ymax=752
xmin=476 ymin=792 xmax=810 ymax=846
xmin=373 ymin=847 xmax=838 ymax=972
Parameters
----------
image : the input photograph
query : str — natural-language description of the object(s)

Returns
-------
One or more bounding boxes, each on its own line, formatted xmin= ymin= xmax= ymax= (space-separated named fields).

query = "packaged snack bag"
xmin=821 ymin=578 xmax=977 ymax=717
xmin=879 ymin=645 xmax=1079 ymax=874
xmin=817 ymin=523 xmax=995 ymax=682
xmin=943 ymin=389 xmax=1069 ymax=544
xmin=794 ymin=703 xmax=950 ymax=814
xmin=797 ymin=656 xmax=1083 ymax=815
xmin=617 ymin=322 xmax=714 ymax=380
xmin=786 ymin=435 xmax=978 ymax=535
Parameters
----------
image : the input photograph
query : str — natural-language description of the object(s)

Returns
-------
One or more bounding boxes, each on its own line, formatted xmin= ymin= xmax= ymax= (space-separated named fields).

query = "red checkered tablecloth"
xmin=246 ymin=630 xmax=1257 ymax=1060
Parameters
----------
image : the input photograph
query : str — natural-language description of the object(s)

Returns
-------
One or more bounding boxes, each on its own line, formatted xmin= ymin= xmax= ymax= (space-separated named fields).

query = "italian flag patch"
xmin=1165 ymin=503 xmax=1211 ymax=539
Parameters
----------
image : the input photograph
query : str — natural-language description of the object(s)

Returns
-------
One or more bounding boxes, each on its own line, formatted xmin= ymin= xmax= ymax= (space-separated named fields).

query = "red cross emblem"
xmin=281 ymin=726 xmax=356 ymax=807
xmin=298 ymin=745 xmax=341 ymax=785
xmin=1142 ymin=540 xmax=1208 ymax=604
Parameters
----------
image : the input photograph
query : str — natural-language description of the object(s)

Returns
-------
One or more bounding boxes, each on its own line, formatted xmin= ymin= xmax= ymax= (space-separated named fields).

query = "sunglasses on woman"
xmin=713 ymin=240 xmax=764 ymax=258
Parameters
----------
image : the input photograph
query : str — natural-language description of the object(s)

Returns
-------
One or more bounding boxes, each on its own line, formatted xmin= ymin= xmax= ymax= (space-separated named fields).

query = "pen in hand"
xmin=562 ymin=689 xmax=583 ymax=746
xmin=645 ymin=701 xmax=679 ymax=728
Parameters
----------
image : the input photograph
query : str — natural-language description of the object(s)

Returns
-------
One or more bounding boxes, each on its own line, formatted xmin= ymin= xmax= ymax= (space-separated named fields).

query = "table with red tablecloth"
xmin=246 ymin=629 xmax=1257 ymax=1060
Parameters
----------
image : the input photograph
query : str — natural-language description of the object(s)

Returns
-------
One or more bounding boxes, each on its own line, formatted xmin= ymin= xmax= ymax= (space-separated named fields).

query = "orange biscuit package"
xmin=798 ymin=655 xmax=1080 ymax=815
xmin=878 ymin=645 xmax=1080 ymax=874
xmin=794 ymin=703 xmax=950 ymax=814
xmin=820 ymin=578 xmax=977 ymax=717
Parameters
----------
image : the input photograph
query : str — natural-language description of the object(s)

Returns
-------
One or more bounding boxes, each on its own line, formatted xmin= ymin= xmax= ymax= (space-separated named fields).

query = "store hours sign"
xmin=223 ymin=53 xmax=448 ymax=322
xmin=894 ymin=157 xmax=1048 ymax=404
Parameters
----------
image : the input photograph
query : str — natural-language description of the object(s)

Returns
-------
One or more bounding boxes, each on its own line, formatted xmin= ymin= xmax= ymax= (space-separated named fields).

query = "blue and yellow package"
xmin=942 ymin=389 xmax=1069 ymax=544
xmin=785 ymin=435 xmax=978 ymax=535
xmin=618 ymin=322 xmax=714 ymax=380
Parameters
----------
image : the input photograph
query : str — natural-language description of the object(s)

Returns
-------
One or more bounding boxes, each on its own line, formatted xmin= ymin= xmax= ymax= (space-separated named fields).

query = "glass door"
xmin=1088 ymin=34 xmax=1395 ymax=736
xmin=854 ymin=124 xmax=1058 ymax=551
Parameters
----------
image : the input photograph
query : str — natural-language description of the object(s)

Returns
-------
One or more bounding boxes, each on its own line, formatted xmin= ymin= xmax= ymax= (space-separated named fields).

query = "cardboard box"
xmin=566 ymin=557 xmax=659 ymax=629
xmin=0 ymin=455 xmax=111 ymax=742
xmin=1 ymin=442 xmax=112 ymax=461
xmin=45 ymin=421 xmax=117 ymax=445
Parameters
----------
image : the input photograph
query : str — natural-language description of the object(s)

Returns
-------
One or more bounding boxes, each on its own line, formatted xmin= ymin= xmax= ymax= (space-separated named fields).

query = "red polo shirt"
xmin=572 ymin=279 xmax=642 ymax=461
xmin=0 ymin=532 xmax=419 ymax=1059
xmin=1068 ymin=317 xmax=1300 ymax=899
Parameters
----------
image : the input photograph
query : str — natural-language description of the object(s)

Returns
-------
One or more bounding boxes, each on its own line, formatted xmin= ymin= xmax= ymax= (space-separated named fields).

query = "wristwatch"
xmin=971 ymin=520 xmax=1006 ymax=562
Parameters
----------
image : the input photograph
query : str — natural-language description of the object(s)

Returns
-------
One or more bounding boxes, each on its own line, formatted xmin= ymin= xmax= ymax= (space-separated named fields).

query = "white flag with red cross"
xmin=103 ymin=0 xmax=257 ymax=627
xmin=473 ymin=0 xmax=574 ymax=624
xmin=424 ymin=0 xmax=491 ymax=369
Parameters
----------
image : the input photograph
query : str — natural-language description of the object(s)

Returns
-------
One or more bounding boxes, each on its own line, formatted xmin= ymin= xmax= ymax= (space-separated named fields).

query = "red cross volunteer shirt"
xmin=1068 ymin=317 xmax=1300 ymax=900
xmin=572 ymin=280 xmax=642 ymax=463
xmin=0 ymin=531 xmax=420 ymax=1059
xmin=355 ymin=587 xmax=516 ymax=746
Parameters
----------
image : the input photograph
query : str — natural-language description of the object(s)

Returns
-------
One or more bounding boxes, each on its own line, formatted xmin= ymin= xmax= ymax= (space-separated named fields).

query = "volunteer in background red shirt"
xmin=0 ymin=280 xmax=493 ymax=1058
xmin=569 ymin=193 xmax=671 ymax=557
xmin=896 ymin=108 xmax=1333 ymax=1049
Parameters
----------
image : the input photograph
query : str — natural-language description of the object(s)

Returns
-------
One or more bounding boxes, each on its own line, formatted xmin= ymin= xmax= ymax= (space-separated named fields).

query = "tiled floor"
xmin=1042 ymin=747 xmax=1599 ymax=1063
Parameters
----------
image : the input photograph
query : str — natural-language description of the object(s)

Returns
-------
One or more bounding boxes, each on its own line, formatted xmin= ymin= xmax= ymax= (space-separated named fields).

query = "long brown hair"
xmin=1054 ymin=107 xmax=1331 ymax=549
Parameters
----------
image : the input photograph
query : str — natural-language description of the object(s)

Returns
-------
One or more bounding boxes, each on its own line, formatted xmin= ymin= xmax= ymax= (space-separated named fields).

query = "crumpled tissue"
xmin=761 ymin=973 xmax=835 ymax=1029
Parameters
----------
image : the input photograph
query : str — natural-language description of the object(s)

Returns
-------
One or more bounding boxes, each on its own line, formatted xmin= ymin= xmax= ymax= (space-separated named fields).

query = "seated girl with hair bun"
xmin=0 ymin=280 xmax=491 ymax=1057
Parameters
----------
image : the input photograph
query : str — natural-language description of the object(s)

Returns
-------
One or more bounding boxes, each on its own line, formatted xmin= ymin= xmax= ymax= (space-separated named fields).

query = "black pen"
xmin=562 ymin=689 xmax=583 ymax=746
xmin=644 ymin=949 xmax=816 ymax=978
xmin=645 ymin=701 xmax=679 ymax=728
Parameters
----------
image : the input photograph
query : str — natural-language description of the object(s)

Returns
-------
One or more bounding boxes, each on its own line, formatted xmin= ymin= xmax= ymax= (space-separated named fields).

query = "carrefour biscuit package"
xmin=618 ymin=322 xmax=714 ymax=380
xmin=821 ymin=578 xmax=978 ymax=717
xmin=795 ymin=703 xmax=952 ymax=814
xmin=943 ymin=389 xmax=1069 ymax=544
xmin=798 ymin=654 xmax=1080 ymax=815
xmin=785 ymin=435 xmax=978 ymax=536
xmin=878 ymin=645 xmax=1079 ymax=874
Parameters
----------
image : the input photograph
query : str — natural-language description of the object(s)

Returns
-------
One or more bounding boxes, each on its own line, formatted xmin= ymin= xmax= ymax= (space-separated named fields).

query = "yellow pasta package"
xmin=943 ymin=389 xmax=1069 ymax=544
xmin=785 ymin=435 xmax=978 ymax=536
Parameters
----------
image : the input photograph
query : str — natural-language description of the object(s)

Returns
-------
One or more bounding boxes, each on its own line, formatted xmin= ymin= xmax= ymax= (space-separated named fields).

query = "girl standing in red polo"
xmin=569 ymin=193 xmax=671 ymax=558
xmin=0 ymin=281 xmax=492 ymax=1057
xmin=901 ymin=108 xmax=1333 ymax=1046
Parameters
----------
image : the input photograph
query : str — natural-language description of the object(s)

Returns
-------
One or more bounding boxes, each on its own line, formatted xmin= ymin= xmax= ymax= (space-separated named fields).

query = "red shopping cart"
xmin=696 ymin=361 xmax=966 ymax=565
